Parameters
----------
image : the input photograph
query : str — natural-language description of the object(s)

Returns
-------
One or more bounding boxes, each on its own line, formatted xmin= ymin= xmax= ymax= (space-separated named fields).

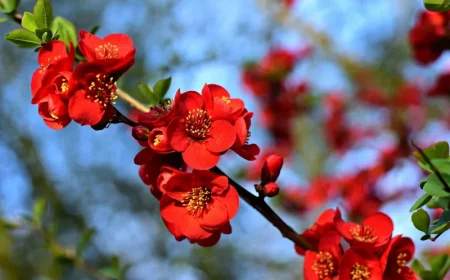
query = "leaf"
xmin=424 ymin=0 xmax=450 ymax=11
xmin=99 ymin=256 xmax=121 ymax=279
xmin=6 ymin=29 xmax=41 ymax=48
xmin=420 ymin=234 xmax=431 ymax=241
xmin=21 ymin=12 xmax=38 ymax=32
xmin=412 ymin=209 xmax=430 ymax=234
xmin=423 ymin=173 xmax=450 ymax=197
xmin=0 ymin=17 xmax=8 ymax=23
xmin=430 ymin=210 xmax=450 ymax=234
xmin=0 ymin=0 xmax=20 ymax=13
xmin=430 ymin=254 xmax=450 ymax=279
xmin=51 ymin=16 xmax=77 ymax=47
xmin=153 ymin=77 xmax=172 ymax=104
xmin=35 ymin=27 xmax=52 ymax=42
xmin=76 ymin=228 xmax=96 ymax=258
xmin=33 ymin=0 xmax=53 ymax=28
xmin=411 ymin=259 xmax=426 ymax=276
xmin=414 ymin=141 xmax=449 ymax=170
xmin=32 ymin=198 xmax=46 ymax=228
xmin=410 ymin=194 xmax=433 ymax=212
xmin=90 ymin=24 xmax=100 ymax=35
xmin=138 ymin=82 xmax=157 ymax=105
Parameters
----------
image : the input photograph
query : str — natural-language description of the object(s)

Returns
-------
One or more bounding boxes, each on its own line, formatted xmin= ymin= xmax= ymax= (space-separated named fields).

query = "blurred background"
xmin=0 ymin=0 xmax=448 ymax=279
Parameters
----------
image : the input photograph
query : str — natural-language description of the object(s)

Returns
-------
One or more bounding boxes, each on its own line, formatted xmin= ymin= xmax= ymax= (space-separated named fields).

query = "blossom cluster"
xmin=31 ymin=31 xmax=136 ymax=129
xmin=298 ymin=209 xmax=416 ymax=280
xmin=133 ymin=83 xmax=260 ymax=245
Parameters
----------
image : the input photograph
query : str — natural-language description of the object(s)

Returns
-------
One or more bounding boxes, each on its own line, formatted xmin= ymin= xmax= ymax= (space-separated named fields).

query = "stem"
xmin=210 ymin=166 xmax=315 ymax=251
xmin=116 ymin=89 xmax=149 ymax=113
xmin=112 ymin=107 xmax=138 ymax=127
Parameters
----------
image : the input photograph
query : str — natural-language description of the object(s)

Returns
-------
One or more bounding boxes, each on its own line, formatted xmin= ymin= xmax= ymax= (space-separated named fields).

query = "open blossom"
xmin=339 ymin=248 xmax=382 ymax=280
xmin=159 ymin=170 xmax=239 ymax=245
xmin=232 ymin=110 xmax=260 ymax=160
xmin=138 ymin=90 xmax=181 ymax=128
xmin=335 ymin=212 xmax=393 ymax=253
xmin=167 ymin=85 xmax=237 ymax=170
xmin=381 ymin=235 xmax=416 ymax=280
xmin=304 ymin=233 xmax=342 ymax=280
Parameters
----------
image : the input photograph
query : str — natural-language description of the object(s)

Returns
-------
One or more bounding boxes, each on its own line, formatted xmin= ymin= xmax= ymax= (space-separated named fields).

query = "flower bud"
xmin=261 ymin=154 xmax=283 ymax=183
xmin=132 ymin=125 xmax=150 ymax=141
xmin=264 ymin=182 xmax=280 ymax=197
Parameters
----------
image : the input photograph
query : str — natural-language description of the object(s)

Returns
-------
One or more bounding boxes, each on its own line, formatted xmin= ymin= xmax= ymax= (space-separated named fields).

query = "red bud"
xmin=261 ymin=154 xmax=283 ymax=183
xmin=264 ymin=182 xmax=280 ymax=197
xmin=132 ymin=125 xmax=150 ymax=141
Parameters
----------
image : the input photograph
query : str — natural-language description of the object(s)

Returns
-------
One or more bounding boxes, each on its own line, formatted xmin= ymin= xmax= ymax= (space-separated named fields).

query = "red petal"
xmin=104 ymin=33 xmax=134 ymax=57
xmin=220 ymin=222 xmax=232 ymax=234
xmin=363 ymin=212 xmax=393 ymax=240
xmin=68 ymin=90 xmax=104 ymax=125
xmin=304 ymin=251 xmax=320 ymax=280
xmin=182 ymin=142 xmax=220 ymax=170
xmin=48 ymin=94 xmax=68 ymax=117
xmin=205 ymin=120 xmax=236 ymax=153
xmin=179 ymin=91 xmax=203 ymax=115
xmin=38 ymin=40 xmax=68 ymax=66
xmin=31 ymin=68 xmax=45 ymax=97
xmin=198 ymin=199 xmax=228 ymax=231
xmin=180 ymin=214 xmax=213 ymax=240
xmin=234 ymin=117 xmax=248 ymax=146
xmin=164 ymin=172 xmax=196 ymax=201
xmin=196 ymin=232 xmax=221 ymax=247
xmin=163 ymin=219 xmax=185 ymax=241
xmin=201 ymin=84 xmax=214 ymax=115
xmin=167 ymin=118 xmax=190 ymax=152
xmin=209 ymin=175 xmax=229 ymax=195
xmin=78 ymin=30 xmax=102 ymax=61
xmin=233 ymin=144 xmax=260 ymax=161
xmin=160 ymin=195 xmax=186 ymax=225
xmin=208 ymin=84 xmax=230 ymax=99
xmin=218 ymin=186 xmax=239 ymax=220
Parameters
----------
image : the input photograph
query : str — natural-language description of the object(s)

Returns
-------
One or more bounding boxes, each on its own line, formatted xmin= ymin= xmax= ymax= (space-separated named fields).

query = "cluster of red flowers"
xmin=298 ymin=209 xmax=416 ymax=280
xmin=242 ymin=48 xmax=311 ymax=149
xmin=31 ymin=31 xmax=136 ymax=129
xmin=133 ymin=84 xmax=260 ymax=245
xmin=409 ymin=11 xmax=450 ymax=65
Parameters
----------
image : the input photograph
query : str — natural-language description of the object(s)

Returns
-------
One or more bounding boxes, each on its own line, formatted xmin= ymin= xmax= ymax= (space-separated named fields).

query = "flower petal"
xmin=199 ymin=199 xmax=229 ymax=231
xmin=205 ymin=120 xmax=236 ymax=153
xmin=167 ymin=118 xmax=190 ymax=152
xmin=160 ymin=195 xmax=186 ymax=225
xmin=68 ymin=90 xmax=104 ymax=125
xmin=182 ymin=142 xmax=220 ymax=170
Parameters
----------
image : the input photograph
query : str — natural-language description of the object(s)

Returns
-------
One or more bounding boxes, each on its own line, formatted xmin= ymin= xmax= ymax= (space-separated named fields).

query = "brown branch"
xmin=411 ymin=141 xmax=450 ymax=192
xmin=210 ymin=166 xmax=315 ymax=251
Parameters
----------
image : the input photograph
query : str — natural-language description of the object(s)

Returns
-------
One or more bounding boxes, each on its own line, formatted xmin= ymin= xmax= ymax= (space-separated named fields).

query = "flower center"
xmin=54 ymin=75 xmax=69 ymax=93
xmin=350 ymin=263 xmax=370 ymax=280
xmin=181 ymin=186 xmax=211 ymax=216
xmin=312 ymin=251 xmax=336 ymax=280
xmin=220 ymin=96 xmax=231 ymax=104
xmin=49 ymin=112 xmax=59 ymax=120
xmin=149 ymin=99 xmax=174 ymax=119
xmin=153 ymin=133 xmax=164 ymax=146
xmin=95 ymin=43 xmax=119 ymax=59
xmin=185 ymin=109 xmax=212 ymax=139
xmin=349 ymin=224 xmax=378 ymax=243
xmin=87 ymin=74 xmax=118 ymax=107
xmin=396 ymin=252 xmax=408 ymax=274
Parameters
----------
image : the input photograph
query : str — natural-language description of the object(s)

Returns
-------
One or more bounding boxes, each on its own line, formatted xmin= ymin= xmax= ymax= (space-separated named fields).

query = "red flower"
xmin=409 ymin=11 xmax=450 ymax=65
xmin=202 ymin=84 xmax=244 ymax=122
xmin=429 ymin=73 xmax=450 ymax=97
xmin=160 ymin=170 xmax=239 ymax=243
xmin=232 ymin=110 xmax=260 ymax=160
xmin=335 ymin=212 xmax=393 ymax=252
xmin=138 ymin=90 xmax=180 ymax=128
xmin=31 ymin=41 xmax=75 ymax=96
xmin=167 ymin=87 xmax=236 ymax=170
xmin=37 ymin=95 xmax=71 ymax=129
xmin=78 ymin=30 xmax=135 ymax=62
xmin=339 ymin=248 xmax=382 ymax=280
xmin=148 ymin=127 xmax=173 ymax=154
xmin=261 ymin=154 xmax=284 ymax=183
xmin=295 ymin=208 xmax=340 ymax=256
xmin=304 ymin=233 xmax=342 ymax=280
xmin=381 ymin=235 xmax=416 ymax=280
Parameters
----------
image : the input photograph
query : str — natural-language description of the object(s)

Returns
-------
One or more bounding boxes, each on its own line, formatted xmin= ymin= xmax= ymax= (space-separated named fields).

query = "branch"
xmin=116 ymin=89 xmax=149 ymax=113
xmin=210 ymin=166 xmax=315 ymax=251
xmin=411 ymin=141 xmax=450 ymax=192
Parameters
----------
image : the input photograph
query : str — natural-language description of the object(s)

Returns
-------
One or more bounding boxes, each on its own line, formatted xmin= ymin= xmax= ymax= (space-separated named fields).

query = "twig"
xmin=112 ymin=107 xmax=138 ymax=127
xmin=210 ymin=166 xmax=315 ymax=251
xmin=411 ymin=141 xmax=450 ymax=192
xmin=116 ymin=89 xmax=149 ymax=113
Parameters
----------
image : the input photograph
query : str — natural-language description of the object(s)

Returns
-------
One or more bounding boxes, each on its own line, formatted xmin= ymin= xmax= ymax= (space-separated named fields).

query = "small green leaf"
xmin=138 ymin=82 xmax=157 ymax=105
xmin=424 ymin=0 xmax=450 ymax=11
xmin=99 ymin=256 xmax=121 ymax=279
xmin=90 ymin=25 xmax=100 ymax=35
xmin=22 ymin=12 xmax=38 ymax=32
xmin=423 ymin=173 xmax=450 ymax=197
xmin=35 ymin=27 xmax=52 ymax=42
xmin=0 ymin=17 xmax=8 ymax=23
xmin=51 ymin=16 xmax=77 ymax=47
xmin=414 ymin=141 xmax=450 ymax=170
xmin=76 ymin=228 xmax=96 ymax=258
xmin=153 ymin=77 xmax=172 ymax=104
xmin=420 ymin=234 xmax=431 ymax=241
xmin=420 ymin=270 xmax=439 ymax=280
xmin=411 ymin=259 xmax=426 ymax=276
xmin=412 ymin=209 xmax=430 ymax=234
xmin=32 ymin=198 xmax=46 ymax=228
xmin=430 ymin=254 xmax=450 ymax=278
xmin=430 ymin=222 xmax=449 ymax=234
xmin=0 ymin=0 xmax=20 ymax=13
xmin=410 ymin=194 xmax=433 ymax=212
xmin=6 ymin=29 xmax=41 ymax=48
xmin=33 ymin=0 xmax=53 ymax=28
xmin=430 ymin=210 xmax=450 ymax=234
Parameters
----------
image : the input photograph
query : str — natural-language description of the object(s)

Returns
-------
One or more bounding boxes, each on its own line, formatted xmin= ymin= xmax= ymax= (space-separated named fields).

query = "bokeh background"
xmin=0 ymin=0 xmax=448 ymax=279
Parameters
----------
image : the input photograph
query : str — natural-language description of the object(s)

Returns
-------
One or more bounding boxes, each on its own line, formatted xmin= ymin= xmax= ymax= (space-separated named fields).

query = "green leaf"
xmin=138 ymin=82 xmax=158 ymax=105
xmin=21 ymin=12 xmax=38 ymax=32
xmin=423 ymin=173 xmax=450 ymax=197
xmin=5 ymin=29 xmax=41 ymax=48
xmin=412 ymin=209 xmax=430 ymax=234
xmin=410 ymin=194 xmax=433 ymax=212
xmin=35 ymin=27 xmax=52 ymax=42
xmin=76 ymin=228 xmax=96 ymax=258
xmin=32 ymin=198 xmax=46 ymax=228
xmin=0 ymin=0 xmax=20 ymax=13
xmin=411 ymin=259 xmax=426 ymax=276
xmin=430 ymin=254 xmax=450 ymax=278
xmin=51 ymin=16 xmax=77 ymax=47
xmin=153 ymin=77 xmax=172 ymax=104
xmin=430 ymin=210 xmax=450 ymax=234
xmin=420 ymin=270 xmax=439 ymax=280
xmin=424 ymin=0 xmax=450 ymax=11
xmin=414 ymin=141 xmax=449 ymax=171
xmin=420 ymin=234 xmax=431 ymax=241
xmin=0 ymin=17 xmax=8 ymax=23
xmin=90 ymin=24 xmax=100 ymax=35
xmin=99 ymin=256 xmax=121 ymax=279
xmin=33 ymin=0 xmax=53 ymax=28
